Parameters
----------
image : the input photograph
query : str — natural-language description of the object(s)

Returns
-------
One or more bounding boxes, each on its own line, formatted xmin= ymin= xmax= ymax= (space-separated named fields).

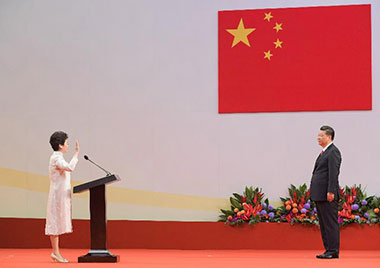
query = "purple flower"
xmin=268 ymin=205 xmax=274 ymax=211
xmin=352 ymin=204 xmax=359 ymax=210
xmin=364 ymin=212 xmax=369 ymax=218
xmin=314 ymin=208 xmax=317 ymax=213
xmin=268 ymin=212 xmax=275 ymax=219
xmin=338 ymin=216 xmax=343 ymax=224
xmin=261 ymin=210 xmax=267 ymax=216
xmin=353 ymin=196 xmax=356 ymax=200
xmin=355 ymin=215 xmax=360 ymax=220
xmin=307 ymin=200 xmax=311 ymax=203
xmin=304 ymin=203 xmax=311 ymax=209
xmin=301 ymin=208 xmax=307 ymax=214
xmin=262 ymin=203 xmax=267 ymax=209
xmin=361 ymin=200 xmax=368 ymax=206
xmin=257 ymin=211 xmax=261 ymax=215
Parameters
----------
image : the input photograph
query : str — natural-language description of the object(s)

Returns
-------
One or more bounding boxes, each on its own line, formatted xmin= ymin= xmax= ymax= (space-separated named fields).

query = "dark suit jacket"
xmin=310 ymin=143 xmax=342 ymax=201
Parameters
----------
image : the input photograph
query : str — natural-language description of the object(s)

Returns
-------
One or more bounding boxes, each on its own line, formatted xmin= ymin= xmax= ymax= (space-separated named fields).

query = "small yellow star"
xmin=264 ymin=12 xmax=273 ymax=22
xmin=274 ymin=39 xmax=283 ymax=48
xmin=264 ymin=50 xmax=273 ymax=60
xmin=226 ymin=18 xmax=256 ymax=47
xmin=273 ymin=22 xmax=283 ymax=33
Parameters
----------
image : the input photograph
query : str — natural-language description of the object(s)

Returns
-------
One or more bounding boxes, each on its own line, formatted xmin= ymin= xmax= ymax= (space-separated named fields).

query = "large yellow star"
xmin=264 ymin=12 xmax=273 ymax=22
xmin=264 ymin=50 xmax=273 ymax=60
xmin=273 ymin=22 xmax=283 ymax=33
xmin=274 ymin=38 xmax=283 ymax=48
xmin=226 ymin=18 xmax=256 ymax=47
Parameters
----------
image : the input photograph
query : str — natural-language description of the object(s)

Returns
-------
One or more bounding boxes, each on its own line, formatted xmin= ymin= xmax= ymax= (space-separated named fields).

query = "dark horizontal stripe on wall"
xmin=1 ymin=218 xmax=380 ymax=250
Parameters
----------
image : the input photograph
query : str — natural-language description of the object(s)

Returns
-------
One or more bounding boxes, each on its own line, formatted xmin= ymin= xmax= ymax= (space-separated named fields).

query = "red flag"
xmin=218 ymin=4 xmax=371 ymax=113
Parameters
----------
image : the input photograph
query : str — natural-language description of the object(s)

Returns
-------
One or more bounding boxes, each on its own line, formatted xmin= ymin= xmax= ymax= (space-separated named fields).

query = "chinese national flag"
xmin=218 ymin=4 xmax=371 ymax=113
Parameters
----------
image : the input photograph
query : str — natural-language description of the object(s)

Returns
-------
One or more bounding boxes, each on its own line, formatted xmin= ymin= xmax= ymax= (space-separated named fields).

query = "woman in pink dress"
xmin=45 ymin=131 xmax=79 ymax=263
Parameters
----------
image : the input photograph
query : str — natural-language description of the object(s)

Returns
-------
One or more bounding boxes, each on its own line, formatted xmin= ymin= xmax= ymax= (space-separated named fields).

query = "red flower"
xmin=352 ymin=187 xmax=357 ymax=196
xmin=252 ymin=204 xmax=262 ymax=216
xmin=341 ymin=202 xmax=352 ymax=219
xmin=242 ymin=196 xmax=247 ymax=202
xmin=340 ymin=188 xmax=345 ymax=198
xmin=242 ymin=203 xmax=253 ymax=220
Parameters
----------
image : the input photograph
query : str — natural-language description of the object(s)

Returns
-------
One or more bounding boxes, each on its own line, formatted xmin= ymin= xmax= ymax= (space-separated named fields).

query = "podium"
xmin=73 ymin=174 xmax=120 ymax=263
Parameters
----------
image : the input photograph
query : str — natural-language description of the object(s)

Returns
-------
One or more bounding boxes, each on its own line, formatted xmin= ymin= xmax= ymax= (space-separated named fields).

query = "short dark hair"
xmin=50 ymin=131 xmax=68 ymax=151
xmin=320 ymin=125 xmax=335 ymax=140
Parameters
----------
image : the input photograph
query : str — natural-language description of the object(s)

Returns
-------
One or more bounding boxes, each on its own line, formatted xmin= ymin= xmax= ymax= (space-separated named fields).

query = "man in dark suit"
xmin=310 ymin=125 xmax=342 ymax=259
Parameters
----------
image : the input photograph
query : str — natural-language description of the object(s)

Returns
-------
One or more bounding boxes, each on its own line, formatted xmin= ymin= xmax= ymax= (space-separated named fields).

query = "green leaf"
xmin=218 ymin=215 xmax=227 ymax=222
xmin=246 ymin=187 xmax=253 ymax=201
xmin=233 ymin=193 xmax=242 ymax=202
xmin=220 ymin=209 xmax=234 ymax=216
xmin=230 ymin=197 xmax=241 ymax=209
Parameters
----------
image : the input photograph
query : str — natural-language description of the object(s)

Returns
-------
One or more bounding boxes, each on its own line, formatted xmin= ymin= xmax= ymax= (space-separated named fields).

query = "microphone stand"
xmin=84 ymin=155 xmax=112 ymax=176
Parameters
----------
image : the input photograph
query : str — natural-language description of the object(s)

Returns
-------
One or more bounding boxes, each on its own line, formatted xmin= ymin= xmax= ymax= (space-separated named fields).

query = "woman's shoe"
xmin=51 ymin=252 xmax=69 ymax=263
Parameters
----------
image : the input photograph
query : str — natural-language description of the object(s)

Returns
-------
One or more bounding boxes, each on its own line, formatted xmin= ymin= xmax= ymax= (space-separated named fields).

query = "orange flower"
xmin=286 ymin=205 xmax=292 ymax=210
xmin=285 ymin=200 xmax=291 ymax=206
xmin=292 ymin=203 xmax=298 ymax=208
xmin=234 ymin=208 xmax=239 ymax=213
xmin=292 ymin=208 xmax=298 ymax=214
xmin=374 ymin=208 xmax=379 ymax=214
xmin=351 ymin=215 xmax=355 ymax=219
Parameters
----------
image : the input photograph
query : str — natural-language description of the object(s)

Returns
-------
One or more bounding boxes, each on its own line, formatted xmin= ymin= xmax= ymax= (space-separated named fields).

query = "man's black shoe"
xmin=316 ymin=252 xmax=339 ymax=259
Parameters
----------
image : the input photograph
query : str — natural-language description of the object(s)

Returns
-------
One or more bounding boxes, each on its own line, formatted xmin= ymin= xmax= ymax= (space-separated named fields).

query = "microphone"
xmin=84 ymin=155 xmax=112 ymax=176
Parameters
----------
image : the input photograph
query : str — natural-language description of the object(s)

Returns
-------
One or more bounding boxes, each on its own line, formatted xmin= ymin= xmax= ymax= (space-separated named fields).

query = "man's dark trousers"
xmin=315 ymin=200 xmax=340 ymax=254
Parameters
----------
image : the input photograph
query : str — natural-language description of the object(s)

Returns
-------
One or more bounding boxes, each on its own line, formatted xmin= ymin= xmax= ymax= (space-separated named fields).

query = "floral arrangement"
xmin=278 ymin=184 xmax=318 ymax=225
xmin=220 ymin=184 xmax=379 ymax=227
xmin=368 ymin=196 xmax=380 ymax=224
xmin=218 ymin=186 xmax=277 ymax=226
xmin=338 ymin=185 xmax=373 ymax=226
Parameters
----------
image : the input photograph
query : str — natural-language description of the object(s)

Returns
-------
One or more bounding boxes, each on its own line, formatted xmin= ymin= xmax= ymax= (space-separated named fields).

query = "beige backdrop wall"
xmin=0 ymin=0 xmax=379 ymax=221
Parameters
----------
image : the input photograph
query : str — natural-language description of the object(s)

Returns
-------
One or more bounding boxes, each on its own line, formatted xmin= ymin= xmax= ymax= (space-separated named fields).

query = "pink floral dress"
xmin=45 ymin=151 xmax=78 ymax=235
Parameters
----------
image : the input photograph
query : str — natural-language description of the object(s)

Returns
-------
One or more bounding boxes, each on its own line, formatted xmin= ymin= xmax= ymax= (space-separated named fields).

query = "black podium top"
xmin=73 ymin=174 xmax=120 ymax=194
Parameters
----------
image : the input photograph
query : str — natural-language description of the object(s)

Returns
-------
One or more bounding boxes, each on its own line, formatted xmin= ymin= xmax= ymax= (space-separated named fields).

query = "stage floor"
xmin=1 ymin=249 xmax=380 ymax=268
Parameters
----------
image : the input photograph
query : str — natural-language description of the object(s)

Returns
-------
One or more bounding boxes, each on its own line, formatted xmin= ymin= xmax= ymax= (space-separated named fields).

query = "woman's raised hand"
xmin=75 ymin=140 xmax=80 ymax=154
